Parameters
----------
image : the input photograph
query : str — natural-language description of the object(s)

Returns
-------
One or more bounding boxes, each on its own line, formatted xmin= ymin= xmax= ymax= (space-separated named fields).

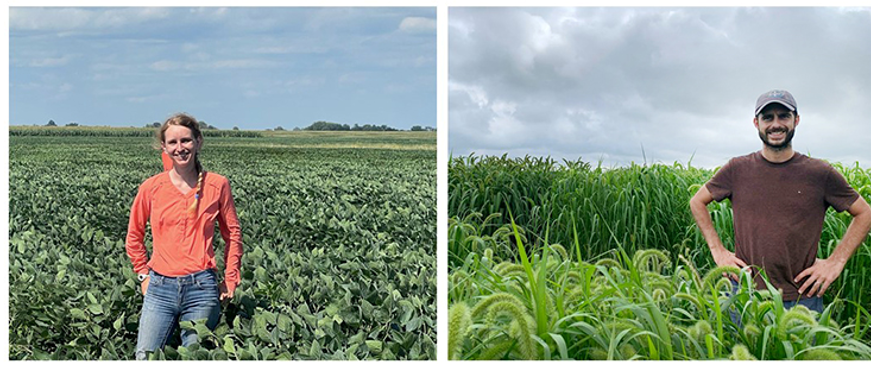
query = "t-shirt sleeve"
xmin=706 ymin=159 xmax=735 ymax=202
xmin=824 ymin=164 xmax=859 ymax=212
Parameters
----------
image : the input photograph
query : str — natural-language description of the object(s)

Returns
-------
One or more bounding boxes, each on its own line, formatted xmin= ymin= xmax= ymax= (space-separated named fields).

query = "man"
xmin=689 ymin=89 xmax=871 ymax=312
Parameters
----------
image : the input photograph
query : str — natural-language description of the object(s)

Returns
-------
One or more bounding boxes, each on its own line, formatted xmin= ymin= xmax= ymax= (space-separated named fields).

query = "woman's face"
xmin=161 ymin=125 xmax=201 ymax=169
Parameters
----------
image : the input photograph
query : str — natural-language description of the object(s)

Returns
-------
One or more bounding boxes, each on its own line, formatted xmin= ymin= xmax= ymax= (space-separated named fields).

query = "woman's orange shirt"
xmin=126 ymin=171 xmax=243 ymax=293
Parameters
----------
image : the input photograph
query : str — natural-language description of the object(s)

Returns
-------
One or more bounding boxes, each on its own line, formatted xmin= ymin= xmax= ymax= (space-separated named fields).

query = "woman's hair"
xmin=156 ymin=113 xmax=205 ymax=218
xmin=156 ymin=113 xmax=203 ymax=147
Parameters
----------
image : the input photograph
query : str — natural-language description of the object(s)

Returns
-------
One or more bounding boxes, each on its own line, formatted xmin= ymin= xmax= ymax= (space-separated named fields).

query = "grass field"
xmin=9 ymin=128 xmax=436 ymax=360
xmin=448 ymin=154 xmax=871 ymax=360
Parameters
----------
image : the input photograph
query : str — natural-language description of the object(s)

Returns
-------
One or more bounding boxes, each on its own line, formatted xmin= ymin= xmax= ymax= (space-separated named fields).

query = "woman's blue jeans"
xmin=135 ymin=269 xmax=222 ymax=360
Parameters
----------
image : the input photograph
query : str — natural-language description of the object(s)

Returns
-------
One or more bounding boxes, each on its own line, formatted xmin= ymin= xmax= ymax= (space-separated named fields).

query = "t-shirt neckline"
xmin=756 ymin=150 xmax=801 ymax=167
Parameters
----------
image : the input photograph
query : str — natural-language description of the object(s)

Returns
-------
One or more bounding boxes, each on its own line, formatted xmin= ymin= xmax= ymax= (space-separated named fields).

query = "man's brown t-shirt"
xmin=706 ymin=151 xmax=858 ymax=301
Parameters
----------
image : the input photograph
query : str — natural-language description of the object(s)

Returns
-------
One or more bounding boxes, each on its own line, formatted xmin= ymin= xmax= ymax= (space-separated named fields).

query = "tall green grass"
xmin=448 ymin=218 xmax=871 ymax=360
xmin=449 ymin=154 xmax=871 ymax=351
xmin=449 ymin=155 xmax=716 ymax=263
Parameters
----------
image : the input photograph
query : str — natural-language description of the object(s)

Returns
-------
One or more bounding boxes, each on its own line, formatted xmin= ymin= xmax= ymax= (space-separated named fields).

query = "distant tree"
xmin=293 ymin=127 xmax=301 ymax=131
xmin=411 ymin=125 xmax=424 ymax=131
xmin=197 ymin=121 xmax=218 ymax=130
xmin=305 ymin=121 xmax=345 ymax=131
xmin=65 ymin=122 xmax=79 ymax=127
xmin=304 ymin=121 xmax=399 ymax=131
xmin=233 ymin=126 xmax=239 ymax=131
xmin=147 ymin=122 xmax=161 ymax=128
xmin=46 ymin=119 xmax=57 ymax=127
xmin=275 ymin=126 xmax=285 ymax=131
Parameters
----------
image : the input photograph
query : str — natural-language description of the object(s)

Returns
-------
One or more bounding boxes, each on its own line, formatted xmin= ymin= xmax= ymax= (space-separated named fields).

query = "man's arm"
xmin=795 ymin=196 xmax=871 ymax=297
xmin=690 ymin=185 xmax=748 ymax=274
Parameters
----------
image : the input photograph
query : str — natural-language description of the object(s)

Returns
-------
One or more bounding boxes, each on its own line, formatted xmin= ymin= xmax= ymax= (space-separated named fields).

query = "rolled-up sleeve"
xmin=217 ymin=178 xmax=243 ymax=293
xmin=126 ymin=182 xmax=152 ymax=274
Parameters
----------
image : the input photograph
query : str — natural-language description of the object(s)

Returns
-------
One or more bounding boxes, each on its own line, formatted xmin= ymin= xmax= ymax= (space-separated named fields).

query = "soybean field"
xmin=9 ymin=127 xmax=436 ymax=360
xmin=449 ymin=154 xmax=871 ymax=360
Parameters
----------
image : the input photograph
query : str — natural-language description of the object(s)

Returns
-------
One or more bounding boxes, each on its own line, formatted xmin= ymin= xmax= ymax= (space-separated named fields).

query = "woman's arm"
xmin=217 ymin=178 xmax=243 ymax=297
xmin=126 ymin=183 xmax=152 ymax=276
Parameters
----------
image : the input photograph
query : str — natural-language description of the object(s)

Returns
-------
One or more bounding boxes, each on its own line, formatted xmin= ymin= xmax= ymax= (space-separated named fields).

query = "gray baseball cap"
xmin=755 ymin=89 xmax=797 ymax=115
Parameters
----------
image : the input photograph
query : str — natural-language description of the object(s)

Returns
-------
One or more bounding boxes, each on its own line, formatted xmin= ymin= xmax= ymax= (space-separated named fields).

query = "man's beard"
xmin=759 ymin=128 xmax=795 ymax=151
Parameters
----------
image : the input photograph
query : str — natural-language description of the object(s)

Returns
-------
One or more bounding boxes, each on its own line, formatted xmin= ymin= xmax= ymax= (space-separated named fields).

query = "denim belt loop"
xmin=149 ymin=268 xmax=214 ymax=286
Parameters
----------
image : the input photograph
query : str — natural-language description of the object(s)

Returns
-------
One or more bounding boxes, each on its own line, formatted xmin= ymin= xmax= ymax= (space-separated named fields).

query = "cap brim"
xmin=755 ymin=100 xmax=796 ymax=115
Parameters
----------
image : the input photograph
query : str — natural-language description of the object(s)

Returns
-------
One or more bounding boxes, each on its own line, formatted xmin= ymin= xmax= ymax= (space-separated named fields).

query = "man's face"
xmin=754 ymin=104 xmax=799 ymax=151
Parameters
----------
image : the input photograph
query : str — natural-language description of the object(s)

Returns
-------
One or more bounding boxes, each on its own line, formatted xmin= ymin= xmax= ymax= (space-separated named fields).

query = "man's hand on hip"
xmin=711 ymin=246 xmax=748 ymax=281
xmin=795 ymin=258 xmax=845 ymax=298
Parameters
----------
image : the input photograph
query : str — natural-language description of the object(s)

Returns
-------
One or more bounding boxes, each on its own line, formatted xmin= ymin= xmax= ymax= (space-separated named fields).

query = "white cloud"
xmin=252 ymin=44 xmax=329 ymax=55
xmin=10 ymin=7 xmax=171 ymax=31
xmin=449 ymin=81 xmax=489 ymax=108
xmin=150 ymin=60 xmax=178 ymax=71
xmin=181 ymin=43 xmax=199 ymax=53
xmin=126 ymin=95 xmax=163 ymax=103
xmin=188 ymin=7 xmax=228 ymax=17
xmin=27 ymin=55 xmax=72 ymax=67
xmin=399 ymin=17 xmax=436 ymax=34
xmin=211 ymin=59 xmax=276 ymax=69
xmin=339 ymin=73 xmax=366 ymax=84
xmin=149 ymin=59 xmax=277 ymax=72
xmin=449 ymin=7 xmax=871 ymax=168
xmin=284 ymin=77 xmax=325 ymax=88
xmin=10 ymin=7 xmax=436 ymax=130
xmin=253 ymin=46 xmax=295 ymax=54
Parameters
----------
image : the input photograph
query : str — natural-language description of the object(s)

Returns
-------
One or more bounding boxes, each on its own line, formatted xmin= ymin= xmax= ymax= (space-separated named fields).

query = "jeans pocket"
xmin=149 ymin=274 xmax=165 ymax=287
xmin=195 ymin=272 xmax=217 ymax=289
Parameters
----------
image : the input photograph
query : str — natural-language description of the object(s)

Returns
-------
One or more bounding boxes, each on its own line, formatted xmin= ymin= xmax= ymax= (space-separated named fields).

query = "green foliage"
xmin=729 ymin=344 xmax=757 ymax=360
xmin=448 ymin=302 xmax=471 ymax=360
xmin=10 ymin=132 xmax=435 ymax=359
xmin=799 ymin=348 xmax=842 ymax=360
xmin=449 ymin=154 xmax=871 ymax=351
xmin=303 ymin=121 xmax=401 ymax=132
xmin=448 ymin=217 xmax=871 ymax=360
xmin=410 ymin=125 xmax=435 ymax=132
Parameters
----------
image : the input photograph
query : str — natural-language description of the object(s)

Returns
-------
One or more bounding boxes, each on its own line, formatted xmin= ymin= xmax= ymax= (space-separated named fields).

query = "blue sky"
xmin=10 ymin=7 xmax=436 ymax=130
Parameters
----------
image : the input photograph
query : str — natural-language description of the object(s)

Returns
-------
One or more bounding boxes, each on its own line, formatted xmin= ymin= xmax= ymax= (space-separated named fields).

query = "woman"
xmin=126 ymin=113 xmax=243 ymax=360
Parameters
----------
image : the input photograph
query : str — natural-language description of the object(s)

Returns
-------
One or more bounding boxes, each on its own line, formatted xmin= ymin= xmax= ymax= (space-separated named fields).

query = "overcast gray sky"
xmin=449 ymin=7 xmax=871 ymax=168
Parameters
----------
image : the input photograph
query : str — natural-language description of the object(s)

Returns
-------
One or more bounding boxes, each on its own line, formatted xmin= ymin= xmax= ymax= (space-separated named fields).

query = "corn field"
xmin=449 ymin=154 xmax=871 ymax=360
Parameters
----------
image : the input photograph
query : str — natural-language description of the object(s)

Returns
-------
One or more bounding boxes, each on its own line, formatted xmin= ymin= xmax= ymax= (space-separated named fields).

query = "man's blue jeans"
xmin=135 ymin=269 xmax=222 ymax=360
xmin=729 ymin=279 xmax=823 ymax=327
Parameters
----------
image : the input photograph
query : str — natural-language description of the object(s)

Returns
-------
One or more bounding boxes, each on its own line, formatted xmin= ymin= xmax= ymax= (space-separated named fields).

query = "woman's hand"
xmin=219 ymin=282 xmax=234 ymax=301
xmin=141 ymin=276 xmax=150 ymax=296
